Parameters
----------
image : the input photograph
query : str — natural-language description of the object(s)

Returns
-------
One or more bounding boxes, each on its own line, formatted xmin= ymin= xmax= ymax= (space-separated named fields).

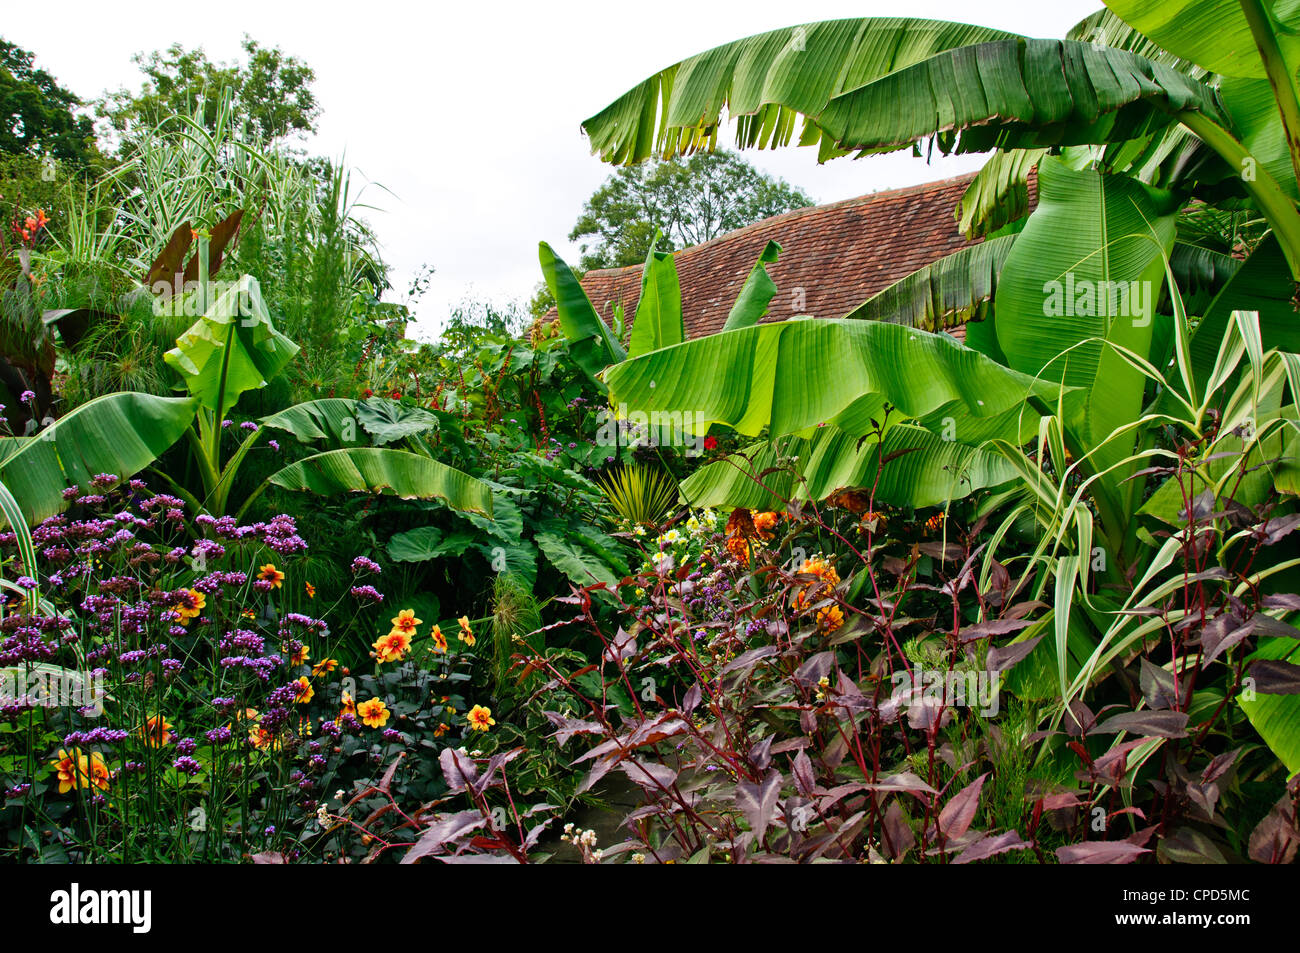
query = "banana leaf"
xmin=163 ymin=275 xmax=299 ymax=413
xmin=538 ymin=242 xmax=626 ymax=387
xmin=0 ymin=393 xmax=197 ymax=525
xmin=604 ymin=317 xmax=1061 ymax=442
xmin=681 ymin=423 xmax=1019 ymax=510
xmin=583 ymin=18 xmax=1022 ymax=164
xmin=268 ymin=448 xmax=492 ymax=516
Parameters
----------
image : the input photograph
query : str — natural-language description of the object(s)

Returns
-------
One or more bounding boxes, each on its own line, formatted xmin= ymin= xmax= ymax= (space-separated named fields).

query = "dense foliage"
xmin=1 ymin=4 xmax=1299 ymax=865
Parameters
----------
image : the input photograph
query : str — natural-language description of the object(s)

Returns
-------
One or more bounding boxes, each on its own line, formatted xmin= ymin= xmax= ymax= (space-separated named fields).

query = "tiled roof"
xmin=564 ymin=171 xmax=992 ymax=342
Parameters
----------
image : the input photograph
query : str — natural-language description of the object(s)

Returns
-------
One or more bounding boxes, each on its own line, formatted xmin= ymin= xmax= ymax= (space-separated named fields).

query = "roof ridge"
xmin=579 ymin=170 xmax=978 ymax=276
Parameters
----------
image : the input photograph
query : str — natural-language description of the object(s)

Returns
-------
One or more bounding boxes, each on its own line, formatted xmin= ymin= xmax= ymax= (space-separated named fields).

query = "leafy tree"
xmin=99 ymin=36 xmax=319 ymax=144
xmin=0 ymin=38 xmax=97 ymax=164
xmin=569 ymin=151 xmax=813 ymax=270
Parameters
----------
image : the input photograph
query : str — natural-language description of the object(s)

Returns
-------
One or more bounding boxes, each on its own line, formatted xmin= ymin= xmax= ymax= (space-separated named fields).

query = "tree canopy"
xmin=569 ymin=151 xmax=813 ymax=271
xmin=0 ymin=39 xmax=97 ymax=165
xmin=99 ymin=36 xmax=319 ymax=145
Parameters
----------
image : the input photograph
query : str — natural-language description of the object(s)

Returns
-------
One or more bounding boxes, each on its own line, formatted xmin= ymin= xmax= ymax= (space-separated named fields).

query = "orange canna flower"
xmin=338 ymin=691 xmax=357 ymax=723
xmin=793 ymin=555 xmax=840 ymax=611
xmin=816 ymin=604 xmax=845 ymax=633
xmin=356 ymin=697 xmax=390 ymax=729
xmin=457 ymin=616 xmax=475 ymax=647
xmin=467 ymin=704 xmax=495 ymax=732
xmin=248 ymin=724 xmax=280 ymax=751
xmin=51 ymin=750 xmax=84 ymax=793
xmin=311 ymin=658 xmax=338 ymax=677
xmin=725 ymin=534 xmax=750 ymax=566
xmin=51 ymin=748 xmax=110 ymax=793
xmin=725 ymin=508 xmax=758 ymax=540
xmin=174 ymin=588 xmax=206 ymax=624
xmin=752 ymin=511 xmax=782 ymax=540
xmin=304 ymin=581 xmax=316 ymax=599
xmin=373 ymin=630 xmax=412 ymax=663
xmin=429 ymin=624 xmax=448 ymax=654
xmin=87 ymin=752 xmax=110 ymax=790
xmin=390 ymin=609 xmax=421 ymax=635
xmin=140 ymin=715 xmax=173 ymax=748
xmin=293 ymin=676 xmax=314 ymax=704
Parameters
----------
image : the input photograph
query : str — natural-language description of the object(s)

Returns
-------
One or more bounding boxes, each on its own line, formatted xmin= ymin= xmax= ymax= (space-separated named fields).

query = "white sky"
xmin=8 ymin=0 xmax=1102 ymax=339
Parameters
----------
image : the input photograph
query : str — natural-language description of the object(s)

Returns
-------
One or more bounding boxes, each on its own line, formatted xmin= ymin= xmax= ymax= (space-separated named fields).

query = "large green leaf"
xmin=604 ymin=317 xmax=1060 ymax=442
xmin=163 ymin=275 xmax=299 ymax=413
xmin=1185 ymin=236 xmax=1300 ymax=400
xmin=463 ymin=494 xmax=524 ymax=545
xmin=0 ymin=393 xmax=197 ymax=525
xmin=722 ymin=241 xmax=783 ymax=331
xmin=0 ymin=477 xmax=38 ymax=579
xmin=1166 ymin=243 xmax=1243 ymax=315
xmin=628 ymin=239 xmax=683 ymax=358
xmin=1220 ymin=75 xmax=1300 ymax=200
xmin=582 ymin=18 xmax=1021 ymax=165
xmin=1103 ymin=0 xmax=1300 ymax=79
xmin=681 ymin=423 xmax=1019 ymax=510
xmin=1240 ymin=635 xmax=1300 ymax=778
xmin=1068 ymin=7 xmax=1213 ymax=75
xmin=993 ymin=157 xmax=1179 ymax=483
xmin=538 ymin=242 xmax=626 ymax=386
xmin=355 ymin=397 xmax=439 ymax=446
xmin=535 ymin=531 xmax=623 ymax=592
xmin=957 ymin=150 xmax=1045 ymax=239
xmin=268 ymin=448 xmax=492 ymax=516
xmin=815 ymin=39 xmax=1223 ymax=157
xmin=843 ymin=235 xmax=1017 ymax=329
xmin=387 ymin=526 xmax=478 ymax=562
xmin=474 ymin=540 xmax=539 ymax=591
xmin=262 ymin=398 xmax=363 ymax=446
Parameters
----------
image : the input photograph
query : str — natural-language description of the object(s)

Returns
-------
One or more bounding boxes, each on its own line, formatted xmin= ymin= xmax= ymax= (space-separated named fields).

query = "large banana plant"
xmin=583 ymin=6 xmax=1300 ymax=272
xmin=582 ymin=3 xmax=1300 ymax=551
xmin=541 ymin=234 xmax=1053 ymax=510
xmin=0 ymin=260 xmax=491 ymax=527
xmin=576 ymin=4 xmax=1300 ymax=765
